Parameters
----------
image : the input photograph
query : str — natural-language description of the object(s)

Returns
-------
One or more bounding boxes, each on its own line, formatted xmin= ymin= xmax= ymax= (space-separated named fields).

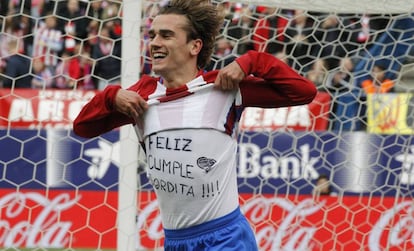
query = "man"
xmin=252 ymin=6 xmax=288 ymax=54
xmin=2 ymin=39 xmax=32 ymax=88
xmin=73 ymin=0 xmax=317 ymax=250
xmin=361 ymin=63 xmax=394 ymax=94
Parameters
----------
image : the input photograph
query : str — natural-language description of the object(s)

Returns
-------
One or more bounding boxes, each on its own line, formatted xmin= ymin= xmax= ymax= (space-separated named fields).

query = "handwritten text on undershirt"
xmin=148 ymin=135 xmax=192 ymax=152
xmin=147 ymin=134 xmax=220 ymax=198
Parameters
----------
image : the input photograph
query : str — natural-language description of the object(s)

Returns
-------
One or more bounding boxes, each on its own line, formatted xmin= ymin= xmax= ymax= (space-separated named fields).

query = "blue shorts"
xmin=163 ymin=207 xmax=258 ymax=251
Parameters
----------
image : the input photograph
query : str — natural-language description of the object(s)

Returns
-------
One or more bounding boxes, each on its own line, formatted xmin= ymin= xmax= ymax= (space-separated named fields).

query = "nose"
xmin=149 ymin=34 xmax=162 ymax=48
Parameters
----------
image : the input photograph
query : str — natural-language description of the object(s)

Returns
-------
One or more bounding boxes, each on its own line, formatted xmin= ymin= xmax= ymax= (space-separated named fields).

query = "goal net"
xmin=0 ymin=0 xmax=414 ymax=250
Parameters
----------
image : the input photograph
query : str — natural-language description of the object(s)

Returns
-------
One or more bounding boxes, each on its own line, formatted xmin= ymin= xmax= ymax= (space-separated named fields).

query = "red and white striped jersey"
xmin=32 ymin=22 xmax=63 ymax=67
xmin=141 ymin=76 xmax=241 ymax=229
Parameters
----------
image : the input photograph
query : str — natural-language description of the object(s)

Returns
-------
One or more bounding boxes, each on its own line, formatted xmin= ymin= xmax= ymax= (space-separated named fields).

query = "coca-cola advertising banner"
xmin=0 ymin=189 xmax=412 ymax=250
xmin=0 ymin=89 xmax=331 ymax=130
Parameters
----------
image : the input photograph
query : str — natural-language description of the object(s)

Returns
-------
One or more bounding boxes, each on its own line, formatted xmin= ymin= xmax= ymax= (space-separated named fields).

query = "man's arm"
xmin=73 ymin=75 xmax=155 ymax=138
xmin=229 ymin=50 xmax=317 ymax=108
xmin=73 ymin=85 xmax=133 ymax=138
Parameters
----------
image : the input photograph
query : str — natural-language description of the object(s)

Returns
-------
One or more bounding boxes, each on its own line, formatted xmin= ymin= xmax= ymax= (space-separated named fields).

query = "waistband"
xmin=163 ymin=207 xmax=242 ymax=239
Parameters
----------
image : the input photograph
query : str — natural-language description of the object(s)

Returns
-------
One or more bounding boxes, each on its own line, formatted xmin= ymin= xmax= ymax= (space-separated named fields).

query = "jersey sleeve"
xmin=73 ymin=76 xmax=156 ymax=138
xmin=236 ymin=50 xmax=317 ymax=108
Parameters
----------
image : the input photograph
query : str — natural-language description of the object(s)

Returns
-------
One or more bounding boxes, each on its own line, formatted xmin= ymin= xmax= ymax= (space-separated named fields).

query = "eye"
xmin=148 ymin=30 xmax=155 ymax=40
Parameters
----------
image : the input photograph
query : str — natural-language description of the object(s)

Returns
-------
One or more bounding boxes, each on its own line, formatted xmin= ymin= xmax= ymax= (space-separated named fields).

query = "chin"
xmin=152 ymin=67 xmax=162 ymax=75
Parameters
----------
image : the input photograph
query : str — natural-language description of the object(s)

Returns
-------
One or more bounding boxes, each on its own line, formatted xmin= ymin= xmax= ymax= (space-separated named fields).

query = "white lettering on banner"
xmin=68 ymin=100 xmax=88 ymax=121
xmin=84 ymin=140 xmax=120 ymax=179
xmin=368 ymin=201 xmax=414 ymax=251
xmin=395 ymin=145 xmax=414 ymax=185
xmin=135 ymin=200 xmax=163 ymax=250
xmin=135 ymin=197 xmax=324 ymax=250
xmin=241 ymin=106 xmax=311 ymax=128
xmin=37 ymin=100 xmax=65 ymax=121
xmin=0 ymin=192 xmax=79 ymax=248
xmin=238 ymin=143 xmax=319 ymax=180
xmin=243 ymin=197 xmax=322 ymax=251
xmin=38 ymin=90 xmax=96 ymax=101
xmin=8 ymin=99 xmax=34 ymax=122
xmin=6 ymin=90 xmax=94 ymax=127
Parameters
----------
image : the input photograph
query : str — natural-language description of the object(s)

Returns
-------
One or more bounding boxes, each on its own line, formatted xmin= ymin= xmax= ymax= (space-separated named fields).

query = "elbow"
xmin=295 ymin=80 xmax=318 ymax=105
xmin=73 ymin=119 xmax=96 ymax=139
xmin=304 ymin=85 xmax=318 ymax=104
xmin=73 ymin=125 xmax=89 ymax=139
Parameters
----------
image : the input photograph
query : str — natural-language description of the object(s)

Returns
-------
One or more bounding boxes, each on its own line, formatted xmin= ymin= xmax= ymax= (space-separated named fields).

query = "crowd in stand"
xmin=0 ymin=0 xmax=122 ymax=90
xmin=0 ymin=0 xmax=397 ymax=95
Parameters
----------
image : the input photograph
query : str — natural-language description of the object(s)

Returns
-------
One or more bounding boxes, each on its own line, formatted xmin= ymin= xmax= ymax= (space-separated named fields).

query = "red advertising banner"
xmin=0 ymin=189 xmax=412 ymax=250
xmin=0 ymin=89 xmax=331 ymax=131
xmin=239 ymin=92 xmax=331 ymax=131
xmin=0 ymin=89 xmax=95 ymax=129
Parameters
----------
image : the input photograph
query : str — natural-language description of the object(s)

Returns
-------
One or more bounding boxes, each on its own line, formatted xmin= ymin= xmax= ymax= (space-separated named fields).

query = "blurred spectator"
xmin=365 ymin=14 xmax=392 ymax=47
xmin=32 ymin=14 xmax=63 ymax=72
xmin=325 ymin=57 xmax=355 ymax=129
xmin=325 ymin=57 xmax=355 ymax=93
xmin=205 ymin=37 xmax=236 ymax=71
xmin=312 ymin=14 xmax=362 ymax=69
xmin=361 ymin=62 xmax=395 ymax=94
xmin=2 ymin=0 xmax=30 ymax=16
xmin=78 ymin=52 xmax=95 ymax=90
xmin=0 ymin=18 xmax=23 ymax=68
xmin=84 ymin=1 xmax=104 ymax=50
xmin=31 ymin=57 xmax=54 ymax=88
xmin=85 ymin=20 xmax=100 ymax=52
xmin=31 ymin=0 xmax=45 ymax=18
xmin=1 ymin=15 xmax=32 ymax=57
xmin=40 ymin=0 xmax=57 ymax=16
xmin=100 ymin=1 xmax=122 ymax=38
xmin=1 ymin=39 xmax=32 ymax=88
xmin=54 ymin=51 xmax=78 ymax=89
xmin=306 ymin=58 xmax=328 ymax=88
xmin=62 ymin=19 xmax=80 ymax=55
xmin=56 ymin=0 xmax=89 ymax=40
xmin=226 ymin=4 xmax=255 ymax=55
xmin=90 ymin=25 xmax=121 ymax=89
xmin=284 ymin=9 xmax=316 ymax=72
xmin=313 ymin=174 xmax=336 ymax=196
xmin=252 ymin=7 xmax=288 ymax=54
xmin=54 ymin=44 xmax=94 ymax=90
xmin=356 ymin=14 xmax=370 ymax=44
xmin=87 ymin=0 xmax=105 ymax=21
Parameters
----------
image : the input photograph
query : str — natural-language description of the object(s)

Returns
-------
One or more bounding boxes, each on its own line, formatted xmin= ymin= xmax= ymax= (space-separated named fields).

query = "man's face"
xmin=148 ymin=14 xmax=196 ymax=76
xmin=372 ymin=66 xmax=385 ymax=82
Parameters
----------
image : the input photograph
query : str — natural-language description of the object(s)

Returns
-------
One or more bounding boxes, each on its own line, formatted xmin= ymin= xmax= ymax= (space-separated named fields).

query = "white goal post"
xmin=118 ymin=1 xmax=141 ymax=251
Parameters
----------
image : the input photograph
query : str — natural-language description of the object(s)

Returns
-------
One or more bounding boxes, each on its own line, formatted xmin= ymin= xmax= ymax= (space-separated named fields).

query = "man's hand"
xmin=214 ymin=61 xmax=246 ymax=90
xmin=114 ymin=89 xmax=148 ymax=120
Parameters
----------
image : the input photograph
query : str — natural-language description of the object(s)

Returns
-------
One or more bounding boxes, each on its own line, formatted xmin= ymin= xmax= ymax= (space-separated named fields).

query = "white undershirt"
xmin=140 ymin=76 xmax=242 ymax=229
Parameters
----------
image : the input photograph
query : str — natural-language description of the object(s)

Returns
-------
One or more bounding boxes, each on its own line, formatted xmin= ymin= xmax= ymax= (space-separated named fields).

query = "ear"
xmin=190 ymin=38 xmax=203 ymax=56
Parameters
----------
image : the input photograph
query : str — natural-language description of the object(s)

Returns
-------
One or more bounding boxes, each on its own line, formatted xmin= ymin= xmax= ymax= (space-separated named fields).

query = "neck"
xmin=161 ymin=67 xmax=200 ymax=88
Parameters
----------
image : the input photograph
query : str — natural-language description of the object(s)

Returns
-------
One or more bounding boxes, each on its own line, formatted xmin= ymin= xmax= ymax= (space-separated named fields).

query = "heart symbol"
xmin=197 ymin=157 xmax=217 ymax=173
